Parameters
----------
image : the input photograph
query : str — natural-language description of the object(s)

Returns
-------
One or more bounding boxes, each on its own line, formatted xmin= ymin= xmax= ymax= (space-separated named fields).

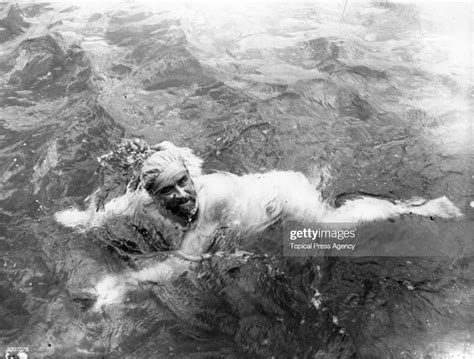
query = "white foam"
xmin=54 ymin=207 xmax=92 ymax=229
xmin=92 ymin=257 xmax=185 ymax=310
xmin=93 ymin=273 xmax=134 ymax=309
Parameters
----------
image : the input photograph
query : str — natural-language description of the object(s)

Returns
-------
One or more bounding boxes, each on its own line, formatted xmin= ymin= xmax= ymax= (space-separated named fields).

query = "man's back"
xmin=180 ymin=170 xmax=325 ymax=254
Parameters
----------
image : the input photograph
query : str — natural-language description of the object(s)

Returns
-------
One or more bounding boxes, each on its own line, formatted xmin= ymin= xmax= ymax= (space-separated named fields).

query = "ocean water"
xmin=0 ymin=1 xmax=473 ymax=357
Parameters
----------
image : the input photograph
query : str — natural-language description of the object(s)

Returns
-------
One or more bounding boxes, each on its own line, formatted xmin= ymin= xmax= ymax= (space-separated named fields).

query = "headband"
xmin=152 ymin=162 xmax=187 ymax=191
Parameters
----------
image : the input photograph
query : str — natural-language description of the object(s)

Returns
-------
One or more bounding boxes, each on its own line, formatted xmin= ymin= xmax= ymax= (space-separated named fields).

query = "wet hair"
xmin=141 ymin=142 xmax=203 ymax=195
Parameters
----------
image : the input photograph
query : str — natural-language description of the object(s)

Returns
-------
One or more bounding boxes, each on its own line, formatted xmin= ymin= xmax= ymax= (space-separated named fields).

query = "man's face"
xmin=151 ymin=168 xmax=197 ymax=220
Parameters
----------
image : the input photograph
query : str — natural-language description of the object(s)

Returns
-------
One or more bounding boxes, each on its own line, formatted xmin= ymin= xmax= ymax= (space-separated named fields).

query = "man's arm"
xmin=55 ymin=190 xmax=149 ymax=230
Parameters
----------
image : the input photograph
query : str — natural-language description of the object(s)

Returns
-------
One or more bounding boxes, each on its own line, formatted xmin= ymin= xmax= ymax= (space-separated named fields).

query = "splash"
xmin=54 ymin=206 xmax=94 ymax=231
xmin=92 ymin=258 xmax=181 ymax=310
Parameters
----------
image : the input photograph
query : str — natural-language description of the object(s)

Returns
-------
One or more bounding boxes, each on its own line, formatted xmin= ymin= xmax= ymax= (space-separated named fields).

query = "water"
xmin=0 ymin=1 xmax=473 ymax=357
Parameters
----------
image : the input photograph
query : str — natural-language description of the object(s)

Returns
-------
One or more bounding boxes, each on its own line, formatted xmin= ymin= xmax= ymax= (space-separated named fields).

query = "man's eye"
xmin=178 ymin=176 xmax=188 ymax=186
xmin=160 ymin=187 xmax=173 ymax=195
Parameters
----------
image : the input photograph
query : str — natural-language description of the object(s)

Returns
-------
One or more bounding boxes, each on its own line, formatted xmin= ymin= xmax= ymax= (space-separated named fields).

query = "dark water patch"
xmin=206 ymin=123 xmax=281 ymax=175
xmin=0 ymin=119 xmax=26 ymax=146
xmin=0 ymin=224 xmax=59 ymax=344
xmin=263 ymin=87 xmax=332 ymax=121
xmin=178 ymin=95 xmax=224 ymax=124
xmin=121 ymin=316 xmax=239 ymax=358
xmin=0 ymin=189 xmax=40 ymax=215
xmin=332 ymin=191 xmax=397 ymax=208
xmin=17 ymin=33 xmax=63 ymax=55
xmin=195 ymin=81 xmax=250 ymax=106
xmin=337 ymin=90 xmax=373 ymax=121
xmin=109 ymin=12 xmax=154 ymax=26
xmin=144 ymin=78 xmax=188 ymax=91
xmin=0 ymin=125 xmax=59 ymax=215
xmin=51 ymin=102 xmax=124 ymax=201
xmin=318 ymin=255 xmax=474 ymax=357
xmin=136 ymin=47 xmax=209 ymax=91
xmin=6 ymin=35 xmax=92 ymax=98
xmin=95 ymin=217 xmax=176 ymax=256
xmin=0 ymin=6 xmax=30 ymax=43
xmin=106 ymin=19 xmax=183 ymax=50
xmin=0 ymin=91 xmax=35 ymax=107
xmin=193 ymin=81 xmax=225 ymax=96
xmin=275 ymin=37 xmax=343 ymax=71
xmin=0 ymin=281 xmax=30 ymax=342
xmin=264 ymin=83 xmax=289 ymax=95
xmin=110 ymin=63 xmax=132 ymax=77
xmin=127 ymin=28 xmax=186 ymax=64
xmin=194 ymin=90 xmax=285 ymax=174
xmin=46 ymin=20 xmax=63 ymax=30
xmin=88 ymin=13 xmax=102 ymax=22
xmin=292 ymin=78 xmax=339 ymax=108
xmin=0 ymin=97 xmax=124 ymax=215
xmin=347 ymin=65 xmax=387 ymax=80
xmin=133 ymin=252 xmax=358 ymax=357
xmin=0 ymin=54 xmax=15 ymax=74
xmin=317 ymin=60 xmax=342 ymax=73
xmin=308 ymin=37 xmax=340 ymax=63
xmin=106 ymin=18 xmax=195 ymax=92
xmin=59 ymin=6 xmax=79 ymax=14
xmin=21 ymin=3 xmax=53 ymax=18
xmin=106 ymin=27 xmax=150 ymax=47
xmin=275 ymin=91 xmax=300 ymax=101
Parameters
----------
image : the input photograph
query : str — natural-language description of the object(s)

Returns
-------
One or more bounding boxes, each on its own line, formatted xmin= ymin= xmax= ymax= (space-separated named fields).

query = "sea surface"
xmin=0 ymin=1 xmax=473 ymax=358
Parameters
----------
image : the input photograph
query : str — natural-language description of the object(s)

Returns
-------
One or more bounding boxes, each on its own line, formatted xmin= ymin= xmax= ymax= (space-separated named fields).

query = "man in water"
xmin=56 ymin=140 xmax=462 ymax=260
xmin=54 ymin=140 xmax=463 ymax=307
xmin=144 ymin=142 xmax=464 ymax=258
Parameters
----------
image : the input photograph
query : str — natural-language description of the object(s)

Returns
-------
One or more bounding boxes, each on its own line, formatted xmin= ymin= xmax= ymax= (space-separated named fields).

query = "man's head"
xmin=141 ymin=143 xmax=201 ymax=221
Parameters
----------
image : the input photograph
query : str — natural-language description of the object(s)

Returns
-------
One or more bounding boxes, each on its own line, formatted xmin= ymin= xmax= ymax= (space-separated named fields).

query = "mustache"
xmin=175 ymin=196 xmax=195 ymax=205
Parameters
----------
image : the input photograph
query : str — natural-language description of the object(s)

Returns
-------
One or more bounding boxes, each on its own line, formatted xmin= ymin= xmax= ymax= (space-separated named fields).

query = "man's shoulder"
xmin=195 ymin=172 xmax=238 ymax=203
xmin=239 ymin=170 xmax=307 ymax=185
xmin=196 ymin=170 xmax=307 ymax=190
xmin=196 ymin=172 xmax=237 ymax=187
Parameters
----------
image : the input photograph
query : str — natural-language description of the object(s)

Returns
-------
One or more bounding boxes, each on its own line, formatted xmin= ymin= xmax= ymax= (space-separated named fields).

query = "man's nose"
xmin=174 ymin=185 xmax=187 ymax=197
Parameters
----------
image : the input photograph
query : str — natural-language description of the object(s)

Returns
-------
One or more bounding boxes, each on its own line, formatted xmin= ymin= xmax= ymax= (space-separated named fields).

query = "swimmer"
xmin=55 ymin=141 xmax=463 ymax=284
xmin=141 ymin=142 xmax=463 ymax=257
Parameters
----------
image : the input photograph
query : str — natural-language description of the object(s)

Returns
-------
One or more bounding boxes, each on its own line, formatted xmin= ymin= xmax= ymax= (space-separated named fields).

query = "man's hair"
xmin=141 ymin=141 xmax=203 ymax=194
